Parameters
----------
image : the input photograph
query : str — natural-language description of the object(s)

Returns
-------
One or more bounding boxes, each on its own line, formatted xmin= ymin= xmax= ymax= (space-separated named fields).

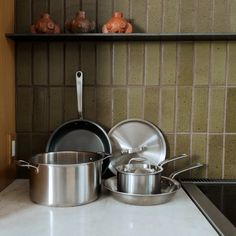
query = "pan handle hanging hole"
xmin=76 ymin=71 xmax=82 ymax=77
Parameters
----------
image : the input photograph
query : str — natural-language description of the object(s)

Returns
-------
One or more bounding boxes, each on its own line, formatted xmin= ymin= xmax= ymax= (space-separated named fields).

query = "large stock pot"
xmin=17 ymin=151 xmax=109 ymax=207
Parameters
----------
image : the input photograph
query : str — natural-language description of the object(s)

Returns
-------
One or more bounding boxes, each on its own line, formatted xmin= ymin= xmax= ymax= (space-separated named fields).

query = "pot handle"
xmin=169 ymin=162 xmax=204 ymax=179
xmin=158 ymin=153 xmax=188 ymax=167
xmin=128 ymin=157 xmax=148 ymax=164
xmin=168 ymin=179 xmax=181 ymax=192
xmin=17 ymin=160 xmax=39 ymax=174
xmin=128 ymin=157 xmax=152 ymax=168
xmin=97 ymin=152 xmax=112 ymax=162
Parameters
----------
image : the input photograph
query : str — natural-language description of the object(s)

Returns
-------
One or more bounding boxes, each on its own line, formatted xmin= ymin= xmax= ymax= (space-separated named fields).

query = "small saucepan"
xmin=116 ymin=154 xmax=188 ymax=194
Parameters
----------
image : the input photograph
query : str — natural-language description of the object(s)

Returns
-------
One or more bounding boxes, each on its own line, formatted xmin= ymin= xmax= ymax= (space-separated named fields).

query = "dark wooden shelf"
xmin=5 ymin=32 xmax=236 ymax=42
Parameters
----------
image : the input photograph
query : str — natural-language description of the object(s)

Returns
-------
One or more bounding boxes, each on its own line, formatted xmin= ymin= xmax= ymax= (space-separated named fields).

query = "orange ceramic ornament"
xmin=102 ymin=12 xmax=132 ymax=33
xmin=31 ymin=13 xmax=60 ymax=34
xmin=65 ymin=11 xmax=96 ymax=33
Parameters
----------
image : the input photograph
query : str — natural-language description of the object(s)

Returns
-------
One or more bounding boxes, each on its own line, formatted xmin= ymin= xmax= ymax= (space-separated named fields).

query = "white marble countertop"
xmin=0 ymin=180 xmax=218 ymax=236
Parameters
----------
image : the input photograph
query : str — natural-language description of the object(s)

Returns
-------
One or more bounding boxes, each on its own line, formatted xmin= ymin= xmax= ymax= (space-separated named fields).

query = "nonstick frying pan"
xmin=46 ymin=71 xmax=112 ymax=175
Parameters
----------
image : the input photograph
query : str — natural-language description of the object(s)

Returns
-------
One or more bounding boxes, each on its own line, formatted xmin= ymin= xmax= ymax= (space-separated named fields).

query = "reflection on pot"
xmin=102 ymin=12 xmax=133 ymax=33
xmin=30 ymin=13 xmax=60 ymax=34
xmin=65 ymin=11 xmax=96 ymax=33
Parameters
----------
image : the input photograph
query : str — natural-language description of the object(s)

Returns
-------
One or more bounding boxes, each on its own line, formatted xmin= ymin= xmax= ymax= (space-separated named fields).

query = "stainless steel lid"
xmin=108 ymin=119 xmax=166 ymax=174
xmin=116 ymin=163 xmax=163 ymax=175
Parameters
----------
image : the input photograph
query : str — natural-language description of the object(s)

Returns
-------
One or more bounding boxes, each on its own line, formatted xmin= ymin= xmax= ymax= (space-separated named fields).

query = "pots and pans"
xmin=18 ymin=84 xmax=204 ymax=207
xmin=17 ymin=71 xmax=113 ymax=207
xmin=104 ymin=162 xmax=204 ymax=206
xmin=46 ymin=71 xmax=112 ymax=175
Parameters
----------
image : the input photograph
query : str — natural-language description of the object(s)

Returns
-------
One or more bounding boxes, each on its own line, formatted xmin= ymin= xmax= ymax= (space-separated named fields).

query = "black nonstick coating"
xmin=46 ymin=119 xmax=112 ymax=175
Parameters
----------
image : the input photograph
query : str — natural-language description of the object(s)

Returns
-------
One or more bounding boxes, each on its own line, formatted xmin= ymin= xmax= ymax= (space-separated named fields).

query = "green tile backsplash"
xmin=15 ymin=0 xmax=236 ymax=178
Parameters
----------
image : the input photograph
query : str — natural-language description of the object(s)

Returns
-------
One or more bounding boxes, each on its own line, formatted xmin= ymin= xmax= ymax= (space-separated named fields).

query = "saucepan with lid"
xmin=116 ymin=154 xmax=188 ymax=194
xmin=104 ymin=162 xmax=204 ymax=206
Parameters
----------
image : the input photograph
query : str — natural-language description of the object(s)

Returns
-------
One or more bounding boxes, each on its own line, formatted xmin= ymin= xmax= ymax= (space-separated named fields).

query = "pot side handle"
xmin=17 ymin=160 xmax=39 ymax=174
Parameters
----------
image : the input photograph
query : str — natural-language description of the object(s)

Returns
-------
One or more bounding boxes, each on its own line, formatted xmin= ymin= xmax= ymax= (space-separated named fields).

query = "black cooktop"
xmin=181 ymin=179 xmax=236 ymax=236
xmin=197 ymin=183 xmax=236 ymax=227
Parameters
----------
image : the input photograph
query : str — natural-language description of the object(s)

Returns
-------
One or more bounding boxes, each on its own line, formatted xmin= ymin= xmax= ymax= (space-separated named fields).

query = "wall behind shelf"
xmin=15 ymin=0 xmax=236 ymax=179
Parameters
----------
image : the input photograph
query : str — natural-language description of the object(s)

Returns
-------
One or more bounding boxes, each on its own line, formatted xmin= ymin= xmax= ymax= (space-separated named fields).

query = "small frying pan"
xmin=46 ymin=71 xmax=112 ymax=175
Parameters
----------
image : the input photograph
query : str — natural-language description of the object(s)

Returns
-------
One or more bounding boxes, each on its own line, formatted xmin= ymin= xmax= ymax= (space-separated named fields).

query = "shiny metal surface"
xmin=103 ymin=176 xmax=180 ymax=205
xmin=115 ymin=154 xmax=189 ymax=194
xmin=18 ymin=151 xmax=104 ymax=206
xmin=117 ymin=164 xmax=163 ymax=194
xmin=76 ymin=71 xmax=83 ymax=119
xmin=104 ymin=162 xmax=204 ymax=205
xmin=159 ymin=153 xmax=188 ymax=167
xmin=169 ymin=163 xmax=204 ymax=178
xmin=108 ymin=119 xmax=166 ymax=175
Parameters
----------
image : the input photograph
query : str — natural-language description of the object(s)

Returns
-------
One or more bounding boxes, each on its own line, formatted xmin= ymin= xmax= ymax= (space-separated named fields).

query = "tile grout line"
xmin=143 ymin=0 xmax=148 ymax=120
xmin=222 ymin=0 xmax=231 ymax=178
xmin=174 ymin=0 xmax=181 ymax=162
xmin=158 ymin=41 xmax=162 ymax=125
xmin=205 ymin=39 xmax=213 ymax=178
xmin=111 ymin=0 xmax=115 ymax=126
xmin=143 ymin=43 xmax=147 ymax=120
xmin=111 ymin=41 xmax=115 ymax=126
xmin=174 ymin=41 xmax=178 ymax=160
xmin=222 ymin=40 xmax=229 ymax=178
xmin=190 ymin=41 xmax=196 ymax=167
xmin=190 ymin=0 xmax=199 ymax=169
xmin=143 ymin=0 xmax=148 ymax=119
xmin=187 ymin=0 xmax=197 ymax=175
xmin=178 ymin=0 xmax=181 ymax=33
xmin=127 ymin=0 xmax=132 ymax=119
xmin=172 ymin=40 xmax=178 ymax=169
xmin=161 ymin=0 xmax=165 ymax=32
xmin=212 ymin=0 xmax=215 ymax=33
xmin=158 ymin=41 xmax=163 ymax=128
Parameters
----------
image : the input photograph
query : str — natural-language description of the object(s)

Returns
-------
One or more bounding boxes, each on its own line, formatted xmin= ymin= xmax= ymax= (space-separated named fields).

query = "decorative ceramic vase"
xmin=30 ymin=13 xmax=60 ymax=34
xmin=102 ymin=12 xmax=132 ymax=33
xmin=65 ymin=11 xmax=96 ymax=33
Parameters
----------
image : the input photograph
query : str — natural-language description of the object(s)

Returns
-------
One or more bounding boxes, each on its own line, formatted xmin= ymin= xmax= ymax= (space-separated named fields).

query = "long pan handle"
xmin=158 ymin=153 xmax=188 ymax=167
xmin=76 ymin=71 xmax=83 ymax=119
xmin=169 ymin=163 xmax=204 ymax=179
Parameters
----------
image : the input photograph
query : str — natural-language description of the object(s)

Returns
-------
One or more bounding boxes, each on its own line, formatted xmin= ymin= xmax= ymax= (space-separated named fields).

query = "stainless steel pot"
xmin=17 ymin=151 xmax=109 ymax=207
xmin=116 ymin=154 xmax=188 ymax=194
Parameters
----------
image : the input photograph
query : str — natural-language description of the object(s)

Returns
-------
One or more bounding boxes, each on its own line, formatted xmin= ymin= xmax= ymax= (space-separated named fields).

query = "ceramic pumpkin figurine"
xmin=30 ymin=13 xmax=60 ymax=34
xmin=102 ymin=12 xmax=132 ymax=33
xmin=65 ymin=11 xmax=96 ymax=33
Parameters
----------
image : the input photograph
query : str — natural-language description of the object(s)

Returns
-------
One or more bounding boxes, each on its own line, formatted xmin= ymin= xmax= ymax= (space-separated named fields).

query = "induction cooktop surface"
xmin=181 ymin=179 xmax=236 ymax=236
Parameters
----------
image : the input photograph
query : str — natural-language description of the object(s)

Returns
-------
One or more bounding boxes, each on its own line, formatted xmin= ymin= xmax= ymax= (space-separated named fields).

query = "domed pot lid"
xmin=108 ymin=119 xmax=166 ymax=175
